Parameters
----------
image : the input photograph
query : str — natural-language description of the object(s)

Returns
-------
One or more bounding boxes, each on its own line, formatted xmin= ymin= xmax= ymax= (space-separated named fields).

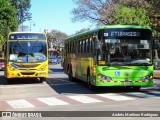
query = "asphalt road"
xmin=0 ymin=64 xmax=160 ymax=120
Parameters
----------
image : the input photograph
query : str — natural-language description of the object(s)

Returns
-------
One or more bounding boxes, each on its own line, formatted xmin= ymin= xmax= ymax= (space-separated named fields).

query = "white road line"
xmin=96 ymin=93 xmax=135 ymax=101
xmin=6 ymin=99 xmax=35 ymax=109
xmin=149 ymin=90 xmax=160 ymax=94
xmin=37 ymin=97 xmax=69 ymax=106
xmin=67 ymin=95 xmax=102 ymax=103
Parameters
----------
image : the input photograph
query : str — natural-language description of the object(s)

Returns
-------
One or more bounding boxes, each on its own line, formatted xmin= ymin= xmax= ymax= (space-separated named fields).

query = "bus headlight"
xmin=97 ymin=74 xmax=112 ymax=82
xmin=141 ymin=74 xmax=153 ymax=82
xmin=9 ymin=65 xmax=16 ymax=71
xmin=38 ymin=64 xmax=47 ymax=71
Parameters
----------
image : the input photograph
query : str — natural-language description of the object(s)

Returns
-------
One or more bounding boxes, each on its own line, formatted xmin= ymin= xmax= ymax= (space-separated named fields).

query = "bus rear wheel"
xmin=68 ymin=67 xmax=74 ymax=81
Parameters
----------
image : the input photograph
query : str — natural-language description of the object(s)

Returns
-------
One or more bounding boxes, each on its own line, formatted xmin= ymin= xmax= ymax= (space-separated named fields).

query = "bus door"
xmin=77 ymin=40 xmax=83 ymax=79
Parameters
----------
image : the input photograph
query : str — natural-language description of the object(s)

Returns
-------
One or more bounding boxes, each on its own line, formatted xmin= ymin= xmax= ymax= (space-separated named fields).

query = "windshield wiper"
xmin=131 ymin=63 xmax=149 ymax=66
xmin=16 ymin=40 xmax=25 ymax=52
xmin=107 ymin=62 xmax=126 ymax=66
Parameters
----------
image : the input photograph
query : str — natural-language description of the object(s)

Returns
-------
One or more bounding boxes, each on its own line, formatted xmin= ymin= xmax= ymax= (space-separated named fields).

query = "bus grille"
xmin=19 ymin=69 xmax=37 ymax=70
xmin=21 ymin=72 xmax=35 ymax=75
xmin=12 ymin=63 xmax=40 ymax=68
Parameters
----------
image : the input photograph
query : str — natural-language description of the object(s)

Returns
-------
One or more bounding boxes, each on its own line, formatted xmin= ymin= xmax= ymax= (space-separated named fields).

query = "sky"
xmin=23 ymin=0 xmax=95 ymax=35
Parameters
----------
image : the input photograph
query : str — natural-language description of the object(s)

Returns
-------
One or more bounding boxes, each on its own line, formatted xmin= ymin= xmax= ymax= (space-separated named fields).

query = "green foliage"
xmin=0 ymin=34 xmax=4 ymax=43
xmin=112 ymin=6 xmax=150 ymax=26
xmin=8 ymin=0 xmax=32 ymax=25
xmin=147 ymin=0 xmax=160 ymax=15
xmin=75 ymin=28 xmax=90 ymax=34
xmin=47 ymin=30 xmax=68 ymax=50
xmin=0 ymin=0 xmax=18 ymax=40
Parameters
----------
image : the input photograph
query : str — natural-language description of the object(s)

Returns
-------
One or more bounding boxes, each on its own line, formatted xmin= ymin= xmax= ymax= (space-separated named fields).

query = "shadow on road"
xmin=47 ymin=77 xmax=148 ymax=95
xmin=0 ymin=76 xmax=42 ymax=85
xmin=49 ymin=68 xmax=64 ymax=73
xmin=47 ymin=75 xmax=160 ymax=99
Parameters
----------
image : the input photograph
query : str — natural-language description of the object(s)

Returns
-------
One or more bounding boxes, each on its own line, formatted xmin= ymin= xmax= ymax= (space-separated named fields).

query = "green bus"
xmin=63 ymin=25 xmax=154 ymax=90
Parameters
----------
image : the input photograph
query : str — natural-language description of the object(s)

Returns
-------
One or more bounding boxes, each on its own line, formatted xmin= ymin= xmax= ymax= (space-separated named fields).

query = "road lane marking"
xmin=37 ymin=97 xmax=69 ymax=106
xmin=96 ymin=93 xmax=135 ymax=101
xmin=67 ymin=95 xmax=102 ymax=103
xmin=149 ymin=90 xmax=160 ymax=94
xmin=6 ymin=99 xmax=35 ymax=109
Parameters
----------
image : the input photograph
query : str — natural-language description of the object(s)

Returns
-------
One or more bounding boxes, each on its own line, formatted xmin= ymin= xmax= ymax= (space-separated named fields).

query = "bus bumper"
xmin=96 ymin=81 xmax=154 ymax=87
xmin=6 ymin=71 xmax=48 ymax=79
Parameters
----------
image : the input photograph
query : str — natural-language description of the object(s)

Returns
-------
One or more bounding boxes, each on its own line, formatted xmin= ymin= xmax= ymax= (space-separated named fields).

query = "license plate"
xmin=124 ymin=82 xmax=130 ymax=86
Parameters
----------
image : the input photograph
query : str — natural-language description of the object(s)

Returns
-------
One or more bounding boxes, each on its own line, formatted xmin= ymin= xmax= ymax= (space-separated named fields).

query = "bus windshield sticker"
xmin=105 ymin=39 xmax=120 ymax=43
xmin=104 ymin=33 xmax=109 ymax=36
xmin=115 ymin=71 xmax=120 ymax=76
xmin=11 ymin=36 xmax=14 ymax=39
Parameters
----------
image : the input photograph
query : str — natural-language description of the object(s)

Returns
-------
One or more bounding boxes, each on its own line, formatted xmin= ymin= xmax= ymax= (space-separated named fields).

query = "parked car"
xmin=0 ymin=58 xmax=4 ymax=70
xmin=57 ymin=56 xmax=62 ymax=64
xmin=49 ymin=56 xmax=58 ymax=64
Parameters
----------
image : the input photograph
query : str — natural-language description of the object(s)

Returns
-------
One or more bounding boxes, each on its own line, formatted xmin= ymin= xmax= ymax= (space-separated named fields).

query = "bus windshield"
xmin=8 ymin=41 xmax=47 ymax=63
xmin=97 ymin=29 xmax=152 ymax=66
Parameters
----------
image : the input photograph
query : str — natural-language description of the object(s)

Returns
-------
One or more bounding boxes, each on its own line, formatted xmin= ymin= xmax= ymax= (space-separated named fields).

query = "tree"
xmin=72 ymin=0 xmax=117 ymax=25
xmin=75 ymin=28 xmax=90 ymax=34
xmin=112 ymin=6 xmax=150 ymax=26
xmin=47 ymin=30 xmax=68 ymax=50
xmin=72 ymin=0 xmax=159 ymax=26
xmin=18 ymin=24 xmax=29 ymax=31
xmin=8 ymin=0 xmax=32 ymax=25
xmin=0 ymin=0 xmax=18 ymax=39
xmin=117 ymin=0 xmax=151 ymax=8
xmin=117 ymin=0 xmax=160 ymax=15
xmin=145 ymin=0 xmax=160 ymax=15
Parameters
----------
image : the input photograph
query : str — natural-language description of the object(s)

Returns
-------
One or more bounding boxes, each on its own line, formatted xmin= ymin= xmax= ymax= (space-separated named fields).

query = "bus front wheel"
xmin=132 ymin=86 xmax=141 ymax=91
xmin=87 ymin=74 xmax=95 ymax=90
xmin=39 ymin=78 xmax=46 ymax=83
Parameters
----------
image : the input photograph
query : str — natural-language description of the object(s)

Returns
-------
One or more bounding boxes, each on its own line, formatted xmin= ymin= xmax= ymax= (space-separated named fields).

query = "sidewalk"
xmin=154 ymin=70 xmax=160 ymax=78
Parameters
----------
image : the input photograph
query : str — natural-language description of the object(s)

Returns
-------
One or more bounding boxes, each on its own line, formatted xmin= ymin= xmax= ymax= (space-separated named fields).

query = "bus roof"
xmin=65 ymin=25 xmax=151 ymax=41
xmin=99 ymin=25 xmax=151 ymax=30
xmin=65 ymin=28 xmax=99 ymax=40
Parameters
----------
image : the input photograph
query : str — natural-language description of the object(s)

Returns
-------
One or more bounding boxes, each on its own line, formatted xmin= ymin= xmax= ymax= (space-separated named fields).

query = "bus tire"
xmin=4 ymin=77 xmax=9 ymax=85
xmin=132 ymin=86 xmax=141 ymax=91
xmin=87 ymin=73 xmax=95 ymax=90
xmin=40 ymin=78 xmax=46 ymax=83
xmin=68 ymin=66 xmax=74 ymax=81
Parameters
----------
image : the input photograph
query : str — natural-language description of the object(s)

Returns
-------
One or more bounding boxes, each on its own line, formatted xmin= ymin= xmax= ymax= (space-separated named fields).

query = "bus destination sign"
xmin=104 ymin=31 xmax=140 ymax=37
xmin=9 ymin=33 xmax=46 ymax=40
